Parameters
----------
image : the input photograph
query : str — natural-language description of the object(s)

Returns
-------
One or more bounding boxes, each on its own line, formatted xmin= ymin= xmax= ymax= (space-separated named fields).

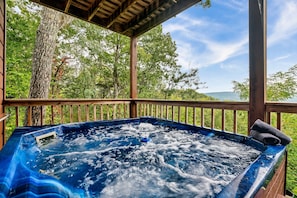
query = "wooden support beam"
xmin=249 ymin=0 xmax=267 ymax=127
xmin=64 ymin=0 xmax=72 ymax=13
xmin=129 ymin=37 xmax=137 ymax=118
xmin=0 ymin=0 xmax=5 ymax=149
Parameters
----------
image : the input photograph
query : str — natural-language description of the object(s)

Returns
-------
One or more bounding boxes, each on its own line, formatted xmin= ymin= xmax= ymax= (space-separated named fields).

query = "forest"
xmin=5 ymin=0 xmax=297 ymax=194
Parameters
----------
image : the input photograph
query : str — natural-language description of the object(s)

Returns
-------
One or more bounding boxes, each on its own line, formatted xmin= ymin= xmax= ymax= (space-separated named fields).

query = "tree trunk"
xmin=26 ymin=7 xmax=71 ymax=126
xmin=113 ymin=35 xmax=121 ymax=98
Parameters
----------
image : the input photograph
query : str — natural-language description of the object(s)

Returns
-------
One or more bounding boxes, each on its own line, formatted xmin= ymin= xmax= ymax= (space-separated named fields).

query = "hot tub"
xmin=0 ymin=117 xmax=286 ymax=197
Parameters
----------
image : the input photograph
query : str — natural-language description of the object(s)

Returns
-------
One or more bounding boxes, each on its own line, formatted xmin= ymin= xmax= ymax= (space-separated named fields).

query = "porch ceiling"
xmin=30 ymin=0 xmax=202 ymax=37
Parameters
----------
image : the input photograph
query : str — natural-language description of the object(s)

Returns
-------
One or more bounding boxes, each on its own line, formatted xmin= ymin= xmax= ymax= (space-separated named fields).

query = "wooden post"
xmin=0 ymin=0 xmax=6 ymax=149
xmin=129 ymin=37 xmax=137 ymax=118
xmin=249 ymin=0 xmax=267 ymax=128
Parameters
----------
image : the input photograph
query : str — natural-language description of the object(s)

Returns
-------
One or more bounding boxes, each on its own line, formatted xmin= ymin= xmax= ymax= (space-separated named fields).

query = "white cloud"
xmin=163 ymin=23 xmax=188 ymax=34
xmin=268 ymin=0 xmax=297 ymax=46
xmin=219 ymin=62 xmax=241 ymax=71
xmin=172 ymin=35 xmax=248 ymax=71
xmin=164 ymin=12 xmax=248 ymax=70
xmin=214 ymin=0 xmax=247 ymax=12
xmin=272 ymin=54 xmax=291 ymax=62
xmin=201 ymin=36 xmax=248 ymax=64
xmin=164 ymin=13 xmax=224 ymax=35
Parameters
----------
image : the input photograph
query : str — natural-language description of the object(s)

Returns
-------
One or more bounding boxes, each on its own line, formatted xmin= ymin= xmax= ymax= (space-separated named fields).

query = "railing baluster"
xmin=93 ymin=105 xmax=97 ymax=121
xmin=142 ymin=104 xmax=145 ymax=116
xmin=15 ymin=106 xmax=19 ymax=127
xmin=115 ymin=104 xmax=119 ymax=118
xmin=201 ymin=108 xmax=204 ymax=128
xmin=40 ymin=106 xmax=44 ymax=126
xmin=211 ymin=108 xmax=214 ymax=129
xmin=107 ymin=105 xmax=110 ymax=120
xmin=185 ymin=106 xmax=188 ymax=124
xmin=27 ymin=106 xmax=32 ymax=126
xmin=124 ymin=104 xmax=127 ymax=118
xmin=117 ymin=104 xmax=120 ymax=119
xmin=78 ymin=105 xmax=81 ymax=122
xmin=51 ymin=105 xmax=54 ymax=125
xmin=193 ymin=107 xmax=196 ymax=126
xmin=178 ymin=106 xmax=181 ymax=123
xmin=140 ymin=103 xmax=143 ymax=116
xmin=142 ymin=103 xmax=145 ymax=116
xmin=166 ymin=105 xmax=169 ymax=120
xmin=61 ymin=105 xmax=64 ymax=124
xmin=267 ymin=112 xmax=271 ymax=124
xmin=70 ymin=105 xmax=73 ymax=123
xmin=248 ymin=111 xmax=250 ymax=135
xmin=233 ymin=110 xmax=237 ymax=134
xmin=138 ymin=103 xmax=142 ymax=117
xmin=86 ymin=105 xmax=89 ymax=121
xmin=221 ymin=109 xmax=225 ymax=131
xmin=113 ymin=104 xmax=116 ymax=120
xmin=118 ymin=104 xmax=121 ymax=118
xmin=171 ymin=106 xmax=174 ymax=121
xmin=100 ymin=105 xmax=103 ymax=120
xmin=277 ymin=112 xmax=281 ymax=130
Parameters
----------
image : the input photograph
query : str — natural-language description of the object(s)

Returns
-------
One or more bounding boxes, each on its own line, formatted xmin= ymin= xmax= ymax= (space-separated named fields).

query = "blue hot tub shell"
xmin=0 ymin=117 xmax=286 ymax=197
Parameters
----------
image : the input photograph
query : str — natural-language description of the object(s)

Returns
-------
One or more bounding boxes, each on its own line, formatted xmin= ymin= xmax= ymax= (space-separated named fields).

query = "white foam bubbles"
xmin=23 ymin=122 xmax=261 ymax=198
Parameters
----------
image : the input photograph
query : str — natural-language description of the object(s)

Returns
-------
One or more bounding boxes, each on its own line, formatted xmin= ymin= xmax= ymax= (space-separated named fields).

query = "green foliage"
xmin=138 ymin=26 xmax=205 ymax=99
xmin=137 ymin=26 xmax=171 ymax=98
xmin=56 ymin=20 xmax=130 ymax=98
xmin=233 ymin=64 xmax=297 ymax=101
xmin=198 ymin=0 xmax=211 ymax=8
xmin=6 ymin=0 xmax=40 ymax=98
xmin=267 ymin=65 xmax=297 ymax=101
xmin=232 ymin=79 xmax=249 ymax=101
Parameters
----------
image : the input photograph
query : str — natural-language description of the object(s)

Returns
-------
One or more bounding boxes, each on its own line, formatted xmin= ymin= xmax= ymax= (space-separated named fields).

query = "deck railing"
xmin=4 ymin=99 xmax=131 ymax=127
xmin=134 ymin=99 xmax=250 ymax=134
xmin=4 ymin=99 xmax=297 ymax=139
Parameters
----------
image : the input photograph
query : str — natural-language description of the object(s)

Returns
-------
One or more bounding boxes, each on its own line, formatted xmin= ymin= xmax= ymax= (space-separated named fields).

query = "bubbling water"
xmin=24 ymin=122 xmax=261 ymax=197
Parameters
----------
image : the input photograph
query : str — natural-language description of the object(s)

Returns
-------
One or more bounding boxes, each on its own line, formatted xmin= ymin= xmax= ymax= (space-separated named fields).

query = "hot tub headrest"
xmin=250 ymin=119 xmax=292 ymax=146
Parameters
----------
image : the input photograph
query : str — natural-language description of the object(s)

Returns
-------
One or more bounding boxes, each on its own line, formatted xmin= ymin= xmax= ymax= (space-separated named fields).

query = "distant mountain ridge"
xmin=204 ymin=92 xmax=242 ymax=101
xmin=204 ymin=92 xmax=297 ymax=102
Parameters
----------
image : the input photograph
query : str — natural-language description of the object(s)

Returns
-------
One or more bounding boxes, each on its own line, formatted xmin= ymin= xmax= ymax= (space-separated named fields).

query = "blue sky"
xmin=162 ymin=0 xmax=297 ymax=93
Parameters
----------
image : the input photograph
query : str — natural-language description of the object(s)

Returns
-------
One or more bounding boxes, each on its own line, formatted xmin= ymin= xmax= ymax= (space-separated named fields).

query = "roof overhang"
xmin=30 ymin=0 xmax=202 ymax=37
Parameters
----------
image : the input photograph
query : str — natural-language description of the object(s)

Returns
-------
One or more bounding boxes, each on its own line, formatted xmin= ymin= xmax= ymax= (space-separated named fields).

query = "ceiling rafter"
xmin=106 ymin=0 xmax=139 ymax=28
xmin=88 ymin=0 xmax=104 ymax=21
xmin=129 ymin=0 xmax=201 ymax=37
xmin=121 ymin=0 xmax=173 ymax=35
